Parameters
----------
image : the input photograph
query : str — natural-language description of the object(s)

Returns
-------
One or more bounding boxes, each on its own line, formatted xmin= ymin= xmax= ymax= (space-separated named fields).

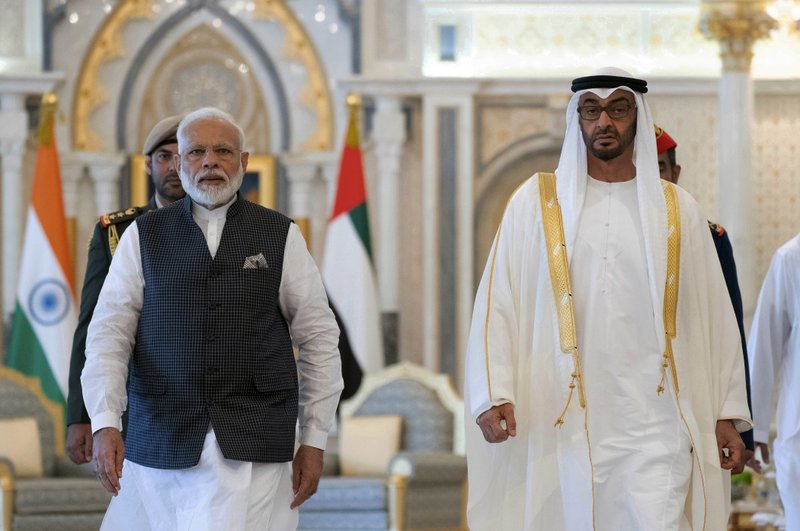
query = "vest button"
xmin=207 ymin=367 xmax=218 ymax=374
xmin=207 ymin=334 xmax=216 ymax=341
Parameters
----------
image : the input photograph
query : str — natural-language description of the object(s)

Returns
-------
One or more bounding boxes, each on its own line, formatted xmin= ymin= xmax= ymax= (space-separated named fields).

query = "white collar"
xmin=192 ymin=194 xmax=236 ymax=221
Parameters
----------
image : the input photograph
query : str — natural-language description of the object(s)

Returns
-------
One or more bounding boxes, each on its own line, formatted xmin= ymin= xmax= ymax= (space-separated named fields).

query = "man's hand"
xmin=93 ymin=427 xmax=125 ymax=496
xmin=66 ymin=423 xmax=93 ymax=464
xmin=716 ymin=420 xmax=746 ymax=474
xmin=748 ymin=442 xmax=770 ymax=473
xmin=290 ymin=445 xmax=323 ymax=509
xmin=477 ymin=403 xmax=517 ymax=444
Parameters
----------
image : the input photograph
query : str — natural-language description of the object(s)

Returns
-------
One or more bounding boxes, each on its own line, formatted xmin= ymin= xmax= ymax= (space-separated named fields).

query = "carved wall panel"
xmin=137 ymin=25 xmax=271 ymax=154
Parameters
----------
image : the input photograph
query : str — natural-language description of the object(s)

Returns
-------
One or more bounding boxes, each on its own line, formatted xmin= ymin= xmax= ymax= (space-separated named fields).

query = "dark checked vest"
xmin=127 ymin=195 xmax=297 ymax=469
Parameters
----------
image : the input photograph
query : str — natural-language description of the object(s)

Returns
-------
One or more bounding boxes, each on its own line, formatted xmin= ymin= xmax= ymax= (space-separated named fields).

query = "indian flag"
xmin=6 ymin=93 xmax=76 ymax=413
xmin=322 ymin=99 xmax=384 ymax=374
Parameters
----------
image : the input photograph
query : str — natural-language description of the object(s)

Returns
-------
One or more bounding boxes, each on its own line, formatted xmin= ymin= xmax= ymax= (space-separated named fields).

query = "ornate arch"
xmin=115 ymin=6 xmax=287 ymax=154
xmin=473 ymin=136 xmax=561 ymax=287
xmin=71 ymin=0 xmax=152 ymax=151
xmin=72 ymin=0 xmax=334 ymax=152
xmin=253 ymin=0 xmax=334 ymax=150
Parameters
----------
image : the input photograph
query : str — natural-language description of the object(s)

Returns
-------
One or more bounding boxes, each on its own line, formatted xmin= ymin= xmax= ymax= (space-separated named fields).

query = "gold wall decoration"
xmin=72 ymin=0 xmax=333 ymax=153
xmin=72 ymin=0 xmax=155 ymax=151
xmin=253 ymin=0 xmax=334 ymax=151
xmin=136 ymin=24 xmax=271 ymax=155
xmin=700 ymin=1 xmax=777 ymax=72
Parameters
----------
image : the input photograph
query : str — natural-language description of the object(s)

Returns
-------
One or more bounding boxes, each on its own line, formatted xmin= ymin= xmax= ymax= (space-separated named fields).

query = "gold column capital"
xmin=700 ymin=1 xmax=777 ymax=72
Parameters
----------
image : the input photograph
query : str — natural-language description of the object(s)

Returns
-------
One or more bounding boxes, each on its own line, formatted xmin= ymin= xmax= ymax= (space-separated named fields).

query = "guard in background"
xmin=66 ymin=115 xmax=185 ymax=464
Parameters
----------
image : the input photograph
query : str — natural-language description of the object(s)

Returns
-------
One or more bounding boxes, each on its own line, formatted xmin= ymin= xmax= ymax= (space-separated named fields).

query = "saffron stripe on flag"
xmin=5 ymin=94 xmax=76 ymax=430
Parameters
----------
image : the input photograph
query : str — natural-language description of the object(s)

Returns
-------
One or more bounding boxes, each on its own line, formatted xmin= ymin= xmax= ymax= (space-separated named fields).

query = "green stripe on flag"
xmin=348 ymin=202 xmax=373 ymax=262
xmin=6 ymin=301 xmax=66 ymax=408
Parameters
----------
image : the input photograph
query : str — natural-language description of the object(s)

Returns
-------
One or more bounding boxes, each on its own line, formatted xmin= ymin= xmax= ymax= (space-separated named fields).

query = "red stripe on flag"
xmin=330 ymin=110 xmax=367 ymax=220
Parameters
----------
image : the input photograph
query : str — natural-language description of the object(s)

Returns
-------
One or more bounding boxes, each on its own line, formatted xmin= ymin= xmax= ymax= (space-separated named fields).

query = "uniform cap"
xmin=654 ymin=125 xmax=677 ymax=154
xmin=142 ymin=114 xmax=183 ymax=155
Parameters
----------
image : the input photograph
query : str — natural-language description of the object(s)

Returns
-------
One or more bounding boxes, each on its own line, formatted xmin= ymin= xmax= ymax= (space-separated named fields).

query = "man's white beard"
xmin=180 ymin=167 xmax=244 ymax=209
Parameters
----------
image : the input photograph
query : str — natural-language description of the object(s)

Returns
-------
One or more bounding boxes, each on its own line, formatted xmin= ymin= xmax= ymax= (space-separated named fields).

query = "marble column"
xmin=86 ymin=153 xmax=125 ymax=216
xmin=421 ymin=90 xmax=475 ymax=382
xmin=60 ymin=153 xmax=86 ymax=288
xmin=701 ymin=1 xmax=776 ymax=319
xmin=60 ymin=153 xmax=85 ymax=219
xmin=282 ymin=152 xmax=337 ymax=258
xmin=372 ymin=95 xmax=406 ymax=364
xmin=0 ymin=93 xmax=27 ymax=320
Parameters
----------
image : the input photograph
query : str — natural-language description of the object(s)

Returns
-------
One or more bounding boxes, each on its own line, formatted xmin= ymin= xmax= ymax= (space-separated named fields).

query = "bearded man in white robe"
xmin=748 ymin=234 xmax=800 ymax=528
xmin=464 ymin=68 xmax=752 ymax=531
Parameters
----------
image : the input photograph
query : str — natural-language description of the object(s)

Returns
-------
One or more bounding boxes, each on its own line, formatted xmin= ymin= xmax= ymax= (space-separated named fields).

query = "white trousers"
xmin=100 ymin=429 xmax=298 ymax=531
xmin=775 ymin=445 xmax=799 ymax=530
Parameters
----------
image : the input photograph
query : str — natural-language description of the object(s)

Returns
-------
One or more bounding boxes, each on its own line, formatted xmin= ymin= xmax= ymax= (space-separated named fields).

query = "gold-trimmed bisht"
xmin=538 ymin=173 xmax=586 ymax=427
xmin=658 ymin=181 xmax=681 ymax=396
xmin=482 ymin=180 xmax=528 ymax=402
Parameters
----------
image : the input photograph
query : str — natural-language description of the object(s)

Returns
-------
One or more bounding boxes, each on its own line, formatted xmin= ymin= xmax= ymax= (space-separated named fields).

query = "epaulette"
xmin=99 ymin=206 xmax=146 ymax=257
xmin=99 ymin=206 xmax=143 ymax=228
xmin=708 ymin=221 xmax=726 ymax=238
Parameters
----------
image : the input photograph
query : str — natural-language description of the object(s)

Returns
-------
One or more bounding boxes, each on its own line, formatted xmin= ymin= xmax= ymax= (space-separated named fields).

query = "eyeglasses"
xmin=577 ymin=101 xmax=636 ymax=121
xmin=181 ymin=145 xmax=241 ymax=162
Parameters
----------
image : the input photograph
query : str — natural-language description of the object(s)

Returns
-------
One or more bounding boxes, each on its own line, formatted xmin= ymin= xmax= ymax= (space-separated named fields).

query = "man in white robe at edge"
xmin=747 ymin=233 xmax=800 ymax=528
xmin=82 ymin=107 xmax=343 ymax=530
xmin=464 ymin=68 xmax=752 ymax=531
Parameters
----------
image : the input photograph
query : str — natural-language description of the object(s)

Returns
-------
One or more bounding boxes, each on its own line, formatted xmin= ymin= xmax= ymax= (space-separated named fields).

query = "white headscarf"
xmin=554 ymin=66 xmax=668 ymax=352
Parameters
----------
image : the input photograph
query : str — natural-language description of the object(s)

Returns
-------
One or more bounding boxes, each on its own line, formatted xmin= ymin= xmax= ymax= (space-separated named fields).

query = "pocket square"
xmin=243 ymin=253 xmax=268 ymax=270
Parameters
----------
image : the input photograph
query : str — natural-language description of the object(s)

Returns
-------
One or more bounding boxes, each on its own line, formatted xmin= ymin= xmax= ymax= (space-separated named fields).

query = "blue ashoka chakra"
xmin=28 ymin=279 xmax=71 ymax=326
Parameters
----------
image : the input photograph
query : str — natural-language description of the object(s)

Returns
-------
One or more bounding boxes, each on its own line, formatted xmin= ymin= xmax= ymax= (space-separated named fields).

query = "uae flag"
xmin=322 ymin=100 xmax=384 ymax=375
xmin=6 ymin=93 xmax=76 ymax=414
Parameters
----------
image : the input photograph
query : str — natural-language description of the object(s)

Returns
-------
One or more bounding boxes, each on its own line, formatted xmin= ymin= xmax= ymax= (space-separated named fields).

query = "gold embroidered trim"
xmin=537 ymin=172 xmax=586 ymax=428
xmin=660 ymin=181 xmax=707 ymax=528
xmin=659 ymin=181 xmax=681 ymax=396
xmin=584 ymin=405 xmax=597 ymax=531
xmin=482 ymin=180 xmax=529 ymax=403
xmin=108 ymin=224 xmax=120 ymax=257
xmin=483 ymin=220 xmax=503 ymax=402
xmin=676 ymin=390 xmax=707 ymax=530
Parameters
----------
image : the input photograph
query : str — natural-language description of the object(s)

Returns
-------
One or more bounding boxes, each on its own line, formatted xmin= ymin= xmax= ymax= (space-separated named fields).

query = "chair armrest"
xmin=0 ymin=457 xmax=16 ymax=479
xmin=388 ymin=452 xmax=467 ymax=483
xmin=1 ymin=457 xmax=16 ymax=531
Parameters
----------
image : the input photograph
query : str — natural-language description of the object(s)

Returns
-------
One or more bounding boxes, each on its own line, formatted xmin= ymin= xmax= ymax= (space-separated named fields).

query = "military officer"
xmin=66 ymin=115 xmax=185 ymax=464
xmin=656 ymin=125 xmax=755 ymax=459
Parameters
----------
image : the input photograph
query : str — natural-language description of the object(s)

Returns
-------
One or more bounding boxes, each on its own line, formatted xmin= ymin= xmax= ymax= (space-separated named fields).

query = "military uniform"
xmin=66 ymin=199 xmax=156 ymax=426
xmin=708 ymin=221 xmax=755 ymax=450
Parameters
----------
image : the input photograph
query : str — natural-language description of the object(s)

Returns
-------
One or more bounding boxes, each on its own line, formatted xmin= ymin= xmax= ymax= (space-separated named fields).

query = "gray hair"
xmin=177 ymin=107 xmax=246 ymax=151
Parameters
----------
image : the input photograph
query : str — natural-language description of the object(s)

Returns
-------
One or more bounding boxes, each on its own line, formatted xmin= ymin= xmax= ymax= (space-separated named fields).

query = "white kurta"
xmin=748 ymin=233 xmax=800 ymax=527
xmin=464 ymin=174 xmax=751 ymax=531
xmin=574 ymin=178 xmax=691 ymax=530
xmin=83 ymin=196 xmax=343 ymax=530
